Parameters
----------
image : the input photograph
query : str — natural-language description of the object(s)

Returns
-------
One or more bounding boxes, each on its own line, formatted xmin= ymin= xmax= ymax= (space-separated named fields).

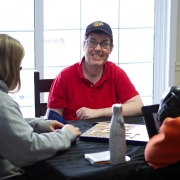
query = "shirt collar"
xmin=78 ymin=56 xmax=110 ymax=82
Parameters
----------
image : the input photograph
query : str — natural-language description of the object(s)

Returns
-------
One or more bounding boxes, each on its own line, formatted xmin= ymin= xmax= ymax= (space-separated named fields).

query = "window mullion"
xmin=34 ymin=0 xmax=44 ymax=79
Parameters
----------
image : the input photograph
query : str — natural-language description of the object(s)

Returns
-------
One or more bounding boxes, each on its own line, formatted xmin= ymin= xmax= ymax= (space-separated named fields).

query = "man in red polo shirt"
xmin=47 ymin=21 xmax=143 ymax=121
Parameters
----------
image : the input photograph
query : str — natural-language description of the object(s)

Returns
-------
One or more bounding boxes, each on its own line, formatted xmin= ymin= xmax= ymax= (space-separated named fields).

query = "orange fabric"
xmin=144 ymin=117 xmax=180 ymax=169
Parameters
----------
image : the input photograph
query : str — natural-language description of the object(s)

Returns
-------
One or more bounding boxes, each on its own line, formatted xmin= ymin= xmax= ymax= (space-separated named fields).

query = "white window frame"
xmin=35 ymin=0 xmax=44 ymax=79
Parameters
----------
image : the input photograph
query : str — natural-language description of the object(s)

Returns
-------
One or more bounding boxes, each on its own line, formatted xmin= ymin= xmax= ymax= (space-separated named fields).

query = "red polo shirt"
xmin=47 ymin=57 xmax=139 ymax=120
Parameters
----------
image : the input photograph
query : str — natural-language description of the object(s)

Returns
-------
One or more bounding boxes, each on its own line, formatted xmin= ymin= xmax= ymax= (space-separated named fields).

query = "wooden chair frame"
xmin=34 ymin=71 xmax=54 ymax=117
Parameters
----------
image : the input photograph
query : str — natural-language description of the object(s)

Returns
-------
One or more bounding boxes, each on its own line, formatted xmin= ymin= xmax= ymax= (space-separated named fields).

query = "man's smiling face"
xmin=83 ymin=32 xmax=113 ymax=67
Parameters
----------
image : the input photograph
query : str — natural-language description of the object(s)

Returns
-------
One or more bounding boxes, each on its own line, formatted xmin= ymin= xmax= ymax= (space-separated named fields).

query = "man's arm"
xmin=76 ymin=107 xmax=112 ymax=119
xmin=121 ymin=95 xmax=144 ymax=117
xmin=46 ymin=95 xmax=143 ymax=120
xmin=76 ymin=95 xmax=144 ymax=119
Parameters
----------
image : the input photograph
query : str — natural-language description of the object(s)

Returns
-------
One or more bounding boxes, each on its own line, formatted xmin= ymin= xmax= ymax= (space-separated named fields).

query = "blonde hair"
xmin=0 ymin=34 xmax=25 ymax=93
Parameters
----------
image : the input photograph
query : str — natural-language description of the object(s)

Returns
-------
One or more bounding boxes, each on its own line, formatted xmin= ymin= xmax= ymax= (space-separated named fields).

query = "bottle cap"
xmin=112 ymin=104 xmax=122 ymax=113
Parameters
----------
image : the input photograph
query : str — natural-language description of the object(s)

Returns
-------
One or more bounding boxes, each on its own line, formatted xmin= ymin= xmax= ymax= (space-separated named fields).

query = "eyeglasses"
xmin=85 ymin=40 xmax=111 ymax=49
xmin=20 ymin=66 xmax=22 ymax=71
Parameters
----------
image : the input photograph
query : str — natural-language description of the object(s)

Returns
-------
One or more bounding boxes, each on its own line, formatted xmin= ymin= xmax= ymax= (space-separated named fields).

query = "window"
xmin=0 ymin=0 xmax=177 ymax=117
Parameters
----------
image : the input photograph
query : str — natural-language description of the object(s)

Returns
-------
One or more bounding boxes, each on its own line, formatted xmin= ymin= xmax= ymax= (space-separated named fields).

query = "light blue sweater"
xmin=0 ymin=80 xmax=75 ymax=179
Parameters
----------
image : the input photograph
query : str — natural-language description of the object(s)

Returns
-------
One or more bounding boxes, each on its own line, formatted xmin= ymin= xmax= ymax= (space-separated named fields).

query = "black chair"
xmin=34 ymin=71 xmax=54 ymax=117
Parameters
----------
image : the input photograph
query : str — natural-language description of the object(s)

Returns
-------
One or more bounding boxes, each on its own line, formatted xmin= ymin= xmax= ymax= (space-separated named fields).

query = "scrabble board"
xmin=80 ymin=121 xmax=149 ymax=145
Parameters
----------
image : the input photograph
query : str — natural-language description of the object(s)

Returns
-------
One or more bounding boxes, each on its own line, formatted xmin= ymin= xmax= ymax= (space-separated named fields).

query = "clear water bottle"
xmin=109 ymin=104 xmax=126 ymax=164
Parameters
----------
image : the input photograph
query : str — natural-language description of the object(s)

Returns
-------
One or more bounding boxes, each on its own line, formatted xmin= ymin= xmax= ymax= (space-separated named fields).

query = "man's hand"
xmin=76 ymin=107 xmax=99 ymax=119
xmin=50 ymin=120 xmax=64 ymax=132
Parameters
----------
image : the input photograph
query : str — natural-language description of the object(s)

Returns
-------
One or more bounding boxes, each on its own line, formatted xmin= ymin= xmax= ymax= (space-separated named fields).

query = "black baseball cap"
xmin=85 ymin=21 xmax=113 ymax=37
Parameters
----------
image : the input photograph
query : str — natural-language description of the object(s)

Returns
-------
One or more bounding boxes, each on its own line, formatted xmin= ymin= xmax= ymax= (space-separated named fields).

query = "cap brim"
xmin=85 ymin=28 xmax=112 ymax=37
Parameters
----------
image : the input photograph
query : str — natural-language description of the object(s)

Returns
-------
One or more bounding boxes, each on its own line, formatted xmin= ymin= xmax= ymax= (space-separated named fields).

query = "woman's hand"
xmin=63 ymin=125 xmax=81 ymax=137
xmin=50 ymin=120 xmax=64 ymax=132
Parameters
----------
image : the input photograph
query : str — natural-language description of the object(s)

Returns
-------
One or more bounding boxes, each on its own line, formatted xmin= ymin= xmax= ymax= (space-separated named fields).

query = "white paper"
xmin=84 ymin=151 xmax=130 ymax=164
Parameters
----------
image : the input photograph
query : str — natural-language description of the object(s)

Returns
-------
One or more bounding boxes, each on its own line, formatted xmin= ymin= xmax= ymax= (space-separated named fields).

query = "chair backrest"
xmin=34 ymin=71 xmax=54 ymax=117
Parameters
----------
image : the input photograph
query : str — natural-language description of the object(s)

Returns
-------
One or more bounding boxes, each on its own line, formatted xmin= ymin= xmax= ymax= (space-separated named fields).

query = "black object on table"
xmin=24 ymin=116 xmax=180 ymax=180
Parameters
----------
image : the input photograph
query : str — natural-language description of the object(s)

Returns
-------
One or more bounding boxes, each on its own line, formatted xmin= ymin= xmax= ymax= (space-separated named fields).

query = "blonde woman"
xmin=0 ymin=34 xmax=81 ymax=180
